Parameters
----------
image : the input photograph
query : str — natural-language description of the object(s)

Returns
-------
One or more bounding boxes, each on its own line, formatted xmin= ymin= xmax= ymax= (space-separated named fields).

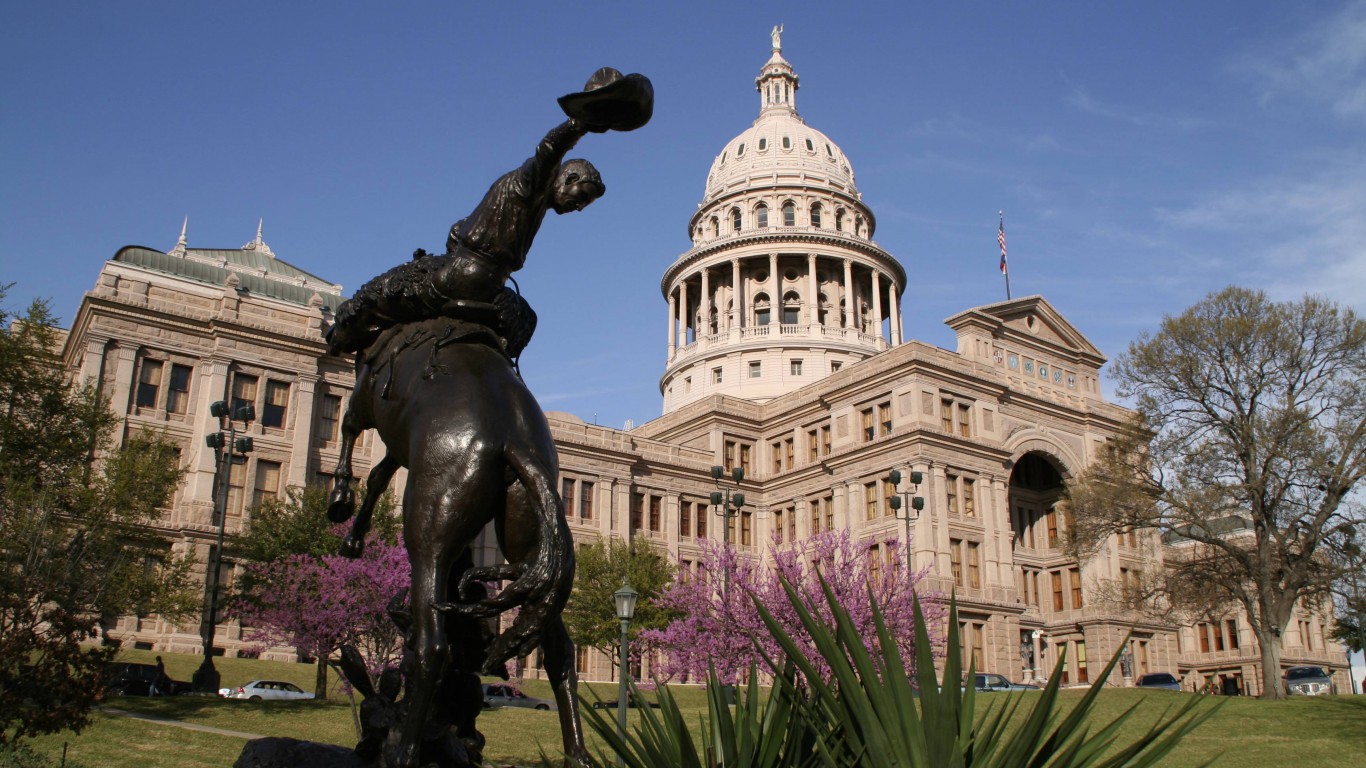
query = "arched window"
xmin=782 ymin=291 xmax=802 ymax=325
xmin=856 ymin=216 xmax=867 ymax=238
xmin=754 ymin=293 xmax=771 ymax=326
xmin=756 ymin=203 xmax=769 ymax=228
xmin=758 ymin=137 xmax=767 ymax=151
xmin=810 ymin=203 xmax=823 ymax=228
xmin=782 ymin=136 xmax=791 ymax=149
xmin=805 ymin=138 xmax=814 ymax=151
xmin=781 ymin=201 xmax=796 ymax=227
xmin=731 ymin=208 xmax=741 ymax=233
xmin=737 ymin=143 xmax=746 ymax=157
xmin=835 ymin=209 xmax=846 ymax=232
xmin=710 ymin=216 xmax=719 ymax=238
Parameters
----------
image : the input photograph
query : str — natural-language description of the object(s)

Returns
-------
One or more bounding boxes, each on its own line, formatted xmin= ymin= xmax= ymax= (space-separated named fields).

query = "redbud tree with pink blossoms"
xmin=233 ymin=537 xmax=410 ymax=682
xmin=640 ymin=530 xmax=945 ymax=684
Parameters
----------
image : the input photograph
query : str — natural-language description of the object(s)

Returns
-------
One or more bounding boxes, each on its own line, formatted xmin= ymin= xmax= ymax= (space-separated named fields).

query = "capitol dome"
xmin=659 ymin=30 xmax=906 ymax=414
xmin=702 ymin=51 xmax=861 ymax=204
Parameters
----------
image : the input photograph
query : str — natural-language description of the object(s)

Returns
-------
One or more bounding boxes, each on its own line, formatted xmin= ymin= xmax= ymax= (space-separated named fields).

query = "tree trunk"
xmin=316 ymin=657 xmax=329 ymax=701
xmin=1256 ymin=627 xmax=1285 ymax=700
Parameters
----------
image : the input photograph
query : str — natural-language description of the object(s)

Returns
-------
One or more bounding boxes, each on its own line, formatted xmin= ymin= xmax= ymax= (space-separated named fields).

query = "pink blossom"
xmin=641 ymin=530 xmax=945 ymax=684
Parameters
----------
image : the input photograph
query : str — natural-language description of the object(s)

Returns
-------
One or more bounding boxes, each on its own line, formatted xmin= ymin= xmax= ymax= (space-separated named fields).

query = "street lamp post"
xmin=709 ymin=465 xmax=746 ymax=599
xmin=613 ymin=582 xmax=639 ymax=764
xmin=885 ymin=468 xmax=924 ymax=576
xmin=191 ymin=400 xmax=254 ymax=694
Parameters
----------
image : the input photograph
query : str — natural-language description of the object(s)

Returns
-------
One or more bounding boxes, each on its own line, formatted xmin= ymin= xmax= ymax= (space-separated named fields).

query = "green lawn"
xmin=23 ymin=650 xmax=1366 ymax=767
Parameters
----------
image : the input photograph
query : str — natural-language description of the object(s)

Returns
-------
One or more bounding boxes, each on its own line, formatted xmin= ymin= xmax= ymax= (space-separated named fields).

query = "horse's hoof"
xmin=338 ymin=536 xmax=365 ymax=559
xmin=326 ymin=486 xmax=355 ymax=522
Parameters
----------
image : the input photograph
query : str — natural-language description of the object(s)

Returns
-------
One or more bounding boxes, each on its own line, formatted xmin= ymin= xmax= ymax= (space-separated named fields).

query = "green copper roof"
xmin=112 ymin=246 xmax=345 ymax=309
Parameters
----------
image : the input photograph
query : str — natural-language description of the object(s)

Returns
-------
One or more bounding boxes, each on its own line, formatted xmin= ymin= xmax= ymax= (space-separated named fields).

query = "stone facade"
xmin=60 ymin=225 xmax=389 ymax=660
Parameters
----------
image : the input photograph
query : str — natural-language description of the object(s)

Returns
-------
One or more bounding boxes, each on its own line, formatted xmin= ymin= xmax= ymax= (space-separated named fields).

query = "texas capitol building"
xmin=59 ymin=35 xmax=1347 ymax=697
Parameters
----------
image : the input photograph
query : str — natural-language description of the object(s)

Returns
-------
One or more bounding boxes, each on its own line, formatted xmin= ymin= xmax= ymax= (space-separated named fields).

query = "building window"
xmin=731 ymin=208 xmax=741 ymax=232
xmin=962 ymin=478 xmax=976 ymax=517
xmin=226 ymin=460 xmax=247 ymax=518
xmin=782 ymin=202 xmax=796 ymax=227
xmin=820 ymin=425 xmax=831 ymax=455
xmin=252 ymin=460 xmax=281 ymax=509
xmin=1075 ymin=641 xmax=1089 ymax=683
xmin=950 ymin=539 xmax=964 ymax=586
xmin=830 ymin=361 xmax=841 ymax=372
xmin=695 ymin=500 xmax=706 ymax=538
xmin=1051 ymin=571 xmax=1064 ymax=611
xmin=319 ymin=394 xmax=342 ymax=443
xmin=1225 ymin=619 xmax=1239 ymax=649
xmin=967 ymin=542 xmax=980 ymax=588
xmin=878 ymin=402 xmax=893 ymax=436
xmin=958 ymin=404 xmax=972 ymax=437
xmin=758 ymin=137 xmax=767 ymax=151
xmin=941 ymin=398 xmax=954 ymax=432
xmin=166 ymin=363 xmax=192 ymax=414
xmin=772 ymin=441 xmax=783 ymax=473
xmin=135 ymin=359 xmax=163 ymax=409
xmin=736 ymin=142 xmax=745 ymax=156
xmin=806 ymin=429 xmax=818 ymax=462
xmin=1069 ymin=567 xmax=1083 ymax=609
xmin=579 ymin=481 xmax=594 ymax=520
xmin=756 ymin=203 xmax=768 ymax=228
xmin=865 ymin=482 xmax=879 ymax=520
xmin=809 ymin=497 xmax=822 ymax=534
xmin=630 ymin=493 xmax=643 ymax=531
xmin=946 ymin=474 xmax=959 ymax=514
xmin=774 ymin=507 xmax=785 ymax=544
xmin=679 ymin=499 xmax=692 ymax=538
xmin=649 ymin=495 xmax=661 ymax=533
xmin=231 ymin=373 xmax=258 ymax=417
xmin=261 ymin=380 xmax=289 ymax=428
xmin=861 ymin=407 xmax=875 ymax=442
xmin=740 ymin=510 xmax=753 ymax=547
xmin=784 ymin=438 xmax=794 ymax=470
xmin=749 ymin=361 xmax=762 ymax=378
xmin=782 ymin=136 xmax=791 ymax=149
xmin=1047 ymin=510 xmax=1060 ymax=549
xmin=712 ymin=367 xmax=723 ymax=384
xmin=790 ymin=359 xmax=802 ymax=376
xmin=562 ymin=478 xmax=576 ymax=517
xmin=810 ymin=203 xmax=822 ymax=228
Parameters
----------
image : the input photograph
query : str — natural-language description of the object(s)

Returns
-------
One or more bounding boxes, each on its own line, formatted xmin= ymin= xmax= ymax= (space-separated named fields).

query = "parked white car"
xmin=224 ymin=679 xmax=315 ymax=702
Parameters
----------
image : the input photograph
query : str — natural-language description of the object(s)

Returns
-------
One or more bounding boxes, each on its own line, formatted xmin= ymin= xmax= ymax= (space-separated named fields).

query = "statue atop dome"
xmin=771 ymin=24 xmax=783 ymax=52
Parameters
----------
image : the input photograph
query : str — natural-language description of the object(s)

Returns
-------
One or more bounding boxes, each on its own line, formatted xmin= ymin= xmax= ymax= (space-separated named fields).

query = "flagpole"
xmin=999 ymin=211 xmax=1012 ymax=300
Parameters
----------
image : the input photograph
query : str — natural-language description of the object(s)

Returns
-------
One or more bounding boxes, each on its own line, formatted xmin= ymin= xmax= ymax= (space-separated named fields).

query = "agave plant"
xmin=572 ymin=577 xmax=1219 ymax=767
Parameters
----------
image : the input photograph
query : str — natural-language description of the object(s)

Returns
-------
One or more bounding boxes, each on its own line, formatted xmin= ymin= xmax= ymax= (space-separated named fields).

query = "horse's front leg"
xmin=326 ymin=401 xmax=365 ymax=523
xmin=542 ymin=616 xmax=588 ymax=766
xmin=339 ymin=453 xmax=399 ymax=558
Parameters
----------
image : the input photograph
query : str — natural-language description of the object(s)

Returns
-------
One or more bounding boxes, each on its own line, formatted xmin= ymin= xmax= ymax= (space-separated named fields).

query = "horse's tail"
xmin=479 ymin=442 xmax=574 ymax=673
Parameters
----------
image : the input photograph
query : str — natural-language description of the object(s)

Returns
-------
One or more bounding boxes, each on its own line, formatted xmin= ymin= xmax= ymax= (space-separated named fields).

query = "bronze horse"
xmin=322 ymin=69 xmax=652 ymax=767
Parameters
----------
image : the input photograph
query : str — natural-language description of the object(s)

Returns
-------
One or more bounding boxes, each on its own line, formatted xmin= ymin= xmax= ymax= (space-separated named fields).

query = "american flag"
xmin=998 ymin=213 xmax=1008 ymax=274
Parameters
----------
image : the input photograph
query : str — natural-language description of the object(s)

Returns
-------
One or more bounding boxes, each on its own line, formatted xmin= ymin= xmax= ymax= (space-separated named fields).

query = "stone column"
xmin=286 ymin=374 xmax=318 ymax=487
xmin=700 ymin=267 xmax=711 ymax=338
xmin=678 ymin=279 xmax=689 ymax=345
xmin=806 ymin=253 xmax=819 ymax=325
xmin=108 ymin=344 xmax=139 ymax=417
xmin=768 ymin=253 xmax=779 ymax=314
xmin=731 ymin=258 xmax=743 ymax=331
xmin=667 ymin=290 xmax=677 ymax=355
xmin=888 ymin=280 xmax=902 ymax=345
xmin=842 ymin=259 xmax=854 ymax=328
xmin=870 ymin=270 xmax=883 ymax=343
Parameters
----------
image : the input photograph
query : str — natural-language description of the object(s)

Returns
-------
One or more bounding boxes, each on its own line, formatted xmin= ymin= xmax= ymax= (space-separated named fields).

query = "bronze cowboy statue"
xmin=317 ymin=68 xmax=652 ymax=768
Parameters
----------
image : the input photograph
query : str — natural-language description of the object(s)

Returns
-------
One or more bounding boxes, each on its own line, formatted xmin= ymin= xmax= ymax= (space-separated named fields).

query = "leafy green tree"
xmin=1066 ymin=287 xmax=1366 ymax=699
xmin=0 ymin=287 xmax=196 ymax=744
xmin=562 ymin=538 xmax=675 ymax=665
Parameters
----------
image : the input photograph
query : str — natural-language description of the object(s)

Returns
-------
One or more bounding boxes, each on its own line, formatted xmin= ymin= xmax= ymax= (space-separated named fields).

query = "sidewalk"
xmin=98 ymin=707 xmax=264 ymax=740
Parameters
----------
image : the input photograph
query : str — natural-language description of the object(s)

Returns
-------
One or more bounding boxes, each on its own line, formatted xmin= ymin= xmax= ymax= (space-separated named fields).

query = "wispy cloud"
xmin=1063 ymin=81 xmax=1210 ymax=132
xmin=1237 ymin=0 xmax=1366 ymax=119
xmin=1155 ymin=153 xmax=1366 ymax=306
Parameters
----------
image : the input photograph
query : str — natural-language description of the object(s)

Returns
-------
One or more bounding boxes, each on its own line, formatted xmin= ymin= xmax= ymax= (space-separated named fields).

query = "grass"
xmin=22 ymin=650 xmax=1366 ymax=767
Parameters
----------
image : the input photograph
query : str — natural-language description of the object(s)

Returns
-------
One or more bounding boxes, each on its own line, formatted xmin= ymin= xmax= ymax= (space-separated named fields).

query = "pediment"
xmin=945 ymin=295 xmax=1106 ymax=364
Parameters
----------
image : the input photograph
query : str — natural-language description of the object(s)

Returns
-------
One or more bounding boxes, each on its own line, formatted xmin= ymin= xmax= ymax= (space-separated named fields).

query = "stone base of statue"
xmin=234 ymin=737 xmax=369 ymax=768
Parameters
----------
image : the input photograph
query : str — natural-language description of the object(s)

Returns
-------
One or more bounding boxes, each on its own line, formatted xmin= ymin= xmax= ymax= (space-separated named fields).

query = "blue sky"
xmin=3 ymin=1 xmax=1364 ymax=428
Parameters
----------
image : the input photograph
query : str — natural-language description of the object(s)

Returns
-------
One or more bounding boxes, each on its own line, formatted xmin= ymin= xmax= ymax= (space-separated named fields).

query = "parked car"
xmin=224 ymin=680 xmax=315 ymax=702
xmin=1135 ymin=672 xmax=1182 ymax=691
xmin=104 ymin=662 xmax=190 ymax=697
xmin=482 ymin=683 xmax=555 ymax=711
xmin=969 ymin=673 xmax=1040 ymax=692
xmin=1284 ymin=666 xmax=1336 ymax=696
xmin=590 ymin=693 xmax=661 ymax=710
